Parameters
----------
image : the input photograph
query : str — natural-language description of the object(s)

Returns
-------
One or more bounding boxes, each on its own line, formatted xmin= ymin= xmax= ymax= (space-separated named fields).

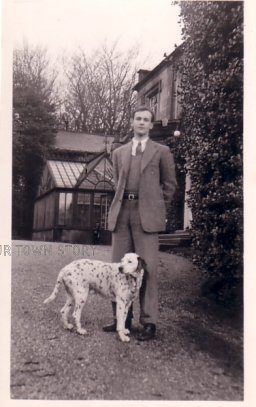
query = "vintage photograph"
xmin=3 ymin=0 xmax=247 ymax=403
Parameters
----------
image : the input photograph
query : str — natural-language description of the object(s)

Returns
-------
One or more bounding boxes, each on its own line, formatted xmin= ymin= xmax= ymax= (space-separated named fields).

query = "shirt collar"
xmin=131 ymin=137 xmax=149 ymax=156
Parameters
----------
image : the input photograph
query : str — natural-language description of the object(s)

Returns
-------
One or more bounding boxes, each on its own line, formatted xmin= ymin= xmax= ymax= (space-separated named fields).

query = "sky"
xmin=12 ymin=0 xmax=183 ymax=69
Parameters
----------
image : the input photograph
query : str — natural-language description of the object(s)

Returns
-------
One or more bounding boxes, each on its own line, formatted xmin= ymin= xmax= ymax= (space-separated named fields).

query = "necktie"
xmin=136 ymin=141 xmax=142 ymax=155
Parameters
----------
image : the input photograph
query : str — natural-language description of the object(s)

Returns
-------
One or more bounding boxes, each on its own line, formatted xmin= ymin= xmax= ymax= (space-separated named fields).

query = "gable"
xmin=78 ymin=155 xmax=114 ymax=191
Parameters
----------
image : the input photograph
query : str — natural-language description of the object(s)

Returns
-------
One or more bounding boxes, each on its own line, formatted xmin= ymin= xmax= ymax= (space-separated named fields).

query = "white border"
xmin=1 ymin=0 xmax=255 ymax=406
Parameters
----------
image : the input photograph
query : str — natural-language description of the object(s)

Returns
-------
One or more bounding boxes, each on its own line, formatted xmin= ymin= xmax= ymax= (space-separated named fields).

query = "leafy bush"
xmin=166 ymin=153 xmax=186 ymax=233
xmin=175 ymin=1 xmax=243 ymax=279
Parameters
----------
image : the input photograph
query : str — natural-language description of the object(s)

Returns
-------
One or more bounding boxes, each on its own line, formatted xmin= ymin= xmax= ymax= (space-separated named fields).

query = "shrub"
xmin=175 ymin=1 xmax=243 ymax=279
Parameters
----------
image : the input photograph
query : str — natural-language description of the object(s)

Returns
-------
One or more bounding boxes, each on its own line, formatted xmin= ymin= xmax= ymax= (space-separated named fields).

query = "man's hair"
xmin=132 ymin=105 xmax=155 ymax=122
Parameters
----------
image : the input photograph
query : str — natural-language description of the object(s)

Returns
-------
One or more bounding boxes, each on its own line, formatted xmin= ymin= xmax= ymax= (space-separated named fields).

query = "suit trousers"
xmin=111 ymin=199 xmax=159 ymax=325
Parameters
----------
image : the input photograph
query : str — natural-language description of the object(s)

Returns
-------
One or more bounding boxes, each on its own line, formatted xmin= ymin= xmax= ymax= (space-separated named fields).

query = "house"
xmin=133 ymin=44 xmax=192 ymax=233
xmin=32 ymin=131 xmax=114 ymax=244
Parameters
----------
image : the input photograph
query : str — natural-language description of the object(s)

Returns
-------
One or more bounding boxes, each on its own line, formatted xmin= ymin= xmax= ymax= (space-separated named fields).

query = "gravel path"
xmin=11 ymin=241 xmax=243 ymax=400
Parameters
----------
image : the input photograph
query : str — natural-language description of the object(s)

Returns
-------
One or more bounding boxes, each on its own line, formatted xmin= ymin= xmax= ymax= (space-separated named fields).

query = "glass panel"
xmin=58 ymin=193 xmax=65 ymax=225
xmin=100 ymin=195 xmax=109 ymax=230
xmin=93 ymin=193 xmax=113 ymax=230
xmin=93 ymin=193 xmax=102 ymax=229
xmin=75 ymin=192 xmax=91 ymax=228
xmin=57 ymin=163 xmax=68 ymax=186
xmin=148 ymin=93 xmax=158 ymax=119
xmin=77 ymin=193 xmax=91 ymax=205
xmin=65 ymin=193 xmax=73 ymax=226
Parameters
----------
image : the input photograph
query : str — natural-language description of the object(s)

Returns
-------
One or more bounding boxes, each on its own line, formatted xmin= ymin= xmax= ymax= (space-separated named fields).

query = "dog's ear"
xmin=137 ymin=256 xmax=146 ymax=271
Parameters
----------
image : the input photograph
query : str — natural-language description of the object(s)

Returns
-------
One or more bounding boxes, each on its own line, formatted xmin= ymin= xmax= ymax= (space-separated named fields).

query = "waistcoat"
xmin=125 ymin=153 xmax=143 ymax=193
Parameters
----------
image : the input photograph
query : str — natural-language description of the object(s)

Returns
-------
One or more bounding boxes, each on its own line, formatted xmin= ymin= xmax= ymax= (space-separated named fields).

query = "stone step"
xmin=158 ymin=231 xmax=191 ymax=248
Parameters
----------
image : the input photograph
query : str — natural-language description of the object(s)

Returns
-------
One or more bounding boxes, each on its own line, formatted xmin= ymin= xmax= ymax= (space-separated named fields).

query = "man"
xmin=104 ymin=106 xmax=177 ymax=341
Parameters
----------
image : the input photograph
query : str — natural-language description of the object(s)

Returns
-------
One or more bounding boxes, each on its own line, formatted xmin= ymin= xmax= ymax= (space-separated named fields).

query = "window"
xmin=170 ymin=67 xmax=182 ymax=120
xmin=77 ymin=193 xmax=91 ymax=205
xmin=74 ymin=192 xmax=91 ymax=228
xmin=58 ymin=192 xmax=73 ymax=226
xmin=148 ymin=93 xmax=159 ymax=118
xmin=144 ymin=81 xmax=161 ymax=120
xmin=94 ymin=193 xmax=113 ymax=230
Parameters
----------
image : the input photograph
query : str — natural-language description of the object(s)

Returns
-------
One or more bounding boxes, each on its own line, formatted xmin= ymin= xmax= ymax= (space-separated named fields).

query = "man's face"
xmin=131 ymin=110 xmax=153 ymax=138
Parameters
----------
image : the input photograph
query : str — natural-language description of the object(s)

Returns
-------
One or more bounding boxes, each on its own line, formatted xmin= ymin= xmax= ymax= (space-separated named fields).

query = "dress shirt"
xmin=131 ymin=137 xmax=149 ymax=156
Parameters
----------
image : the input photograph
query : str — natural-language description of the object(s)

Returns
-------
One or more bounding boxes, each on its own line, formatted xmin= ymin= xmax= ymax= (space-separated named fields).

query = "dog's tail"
xmin=43 ymin=271 xmax=63 ymax=304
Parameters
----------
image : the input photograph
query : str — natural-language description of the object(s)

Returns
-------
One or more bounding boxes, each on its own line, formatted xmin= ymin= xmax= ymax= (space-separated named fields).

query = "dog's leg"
xmin=116 ymin=299 xmax=130 ymax=342
xmin=72 ymin=287 xmax=89 ymax=335
xmin=61 ymin=293 xmax=74 ymax=331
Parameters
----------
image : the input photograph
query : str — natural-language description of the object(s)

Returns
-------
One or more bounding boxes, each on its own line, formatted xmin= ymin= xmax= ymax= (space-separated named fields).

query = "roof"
xmin=133 ymin=43 xmax=184 ymax=92
xmin=54 ymin=131 xmax=114 ymax=154
xmin=47 ymin=160 xmax=86 ymax=188
xmin=45 ymin=154 xmax=114 ymax=191
xmin=93 ymin=156 xmax=113 ymax=182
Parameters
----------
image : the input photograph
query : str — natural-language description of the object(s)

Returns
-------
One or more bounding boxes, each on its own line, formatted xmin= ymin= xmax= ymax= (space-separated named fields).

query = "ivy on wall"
xmin=173 ymin=1 xmax=243 ymax=278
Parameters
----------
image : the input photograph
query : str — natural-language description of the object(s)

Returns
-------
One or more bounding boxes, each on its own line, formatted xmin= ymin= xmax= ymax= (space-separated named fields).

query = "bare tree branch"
xmin=61 ymin=42 xmax=139 ymax=136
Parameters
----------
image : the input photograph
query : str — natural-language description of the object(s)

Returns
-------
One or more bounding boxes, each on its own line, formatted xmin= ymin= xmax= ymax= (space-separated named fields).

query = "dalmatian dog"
xmin=44 ymin=253 xmax=145 ymax=342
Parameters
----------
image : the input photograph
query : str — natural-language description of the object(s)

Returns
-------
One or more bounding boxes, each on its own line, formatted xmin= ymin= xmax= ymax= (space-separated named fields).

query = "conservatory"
xmin=32 ymin=152 xmax=114 ymax=244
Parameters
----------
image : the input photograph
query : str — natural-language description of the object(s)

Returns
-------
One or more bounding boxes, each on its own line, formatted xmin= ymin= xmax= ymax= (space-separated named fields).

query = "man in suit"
xmin=104 ymin=106 xmax=177 ymax=341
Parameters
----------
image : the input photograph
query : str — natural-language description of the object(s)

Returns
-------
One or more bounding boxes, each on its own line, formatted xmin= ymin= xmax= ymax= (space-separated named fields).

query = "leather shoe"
xmin=137 ymin=323 xmax=156 ymax=341
xmin=103 ymin=318 xmax=132 ymax=333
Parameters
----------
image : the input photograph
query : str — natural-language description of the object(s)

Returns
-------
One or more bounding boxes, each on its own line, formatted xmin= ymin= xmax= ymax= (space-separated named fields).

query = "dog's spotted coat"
xmin=44 ymin=253 xmax=145 ymax=342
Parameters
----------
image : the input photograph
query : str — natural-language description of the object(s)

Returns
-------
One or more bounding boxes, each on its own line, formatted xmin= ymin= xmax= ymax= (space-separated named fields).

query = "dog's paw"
xmin=124 ymin=328 xmax=130 ymax=335
xmin=77 ymin=328 xmax=87 ymax=335
xmin=118 ymin=332 xmax=130 ymax=342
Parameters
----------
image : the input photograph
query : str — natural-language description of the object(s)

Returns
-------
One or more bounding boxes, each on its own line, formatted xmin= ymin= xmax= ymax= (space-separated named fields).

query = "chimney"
xmin=137 ymin=69 xmax=151 ymax=82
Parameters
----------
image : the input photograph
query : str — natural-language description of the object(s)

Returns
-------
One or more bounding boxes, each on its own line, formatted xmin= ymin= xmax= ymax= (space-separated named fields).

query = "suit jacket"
xmin=108 ymin=139 xmax=177 ymax=232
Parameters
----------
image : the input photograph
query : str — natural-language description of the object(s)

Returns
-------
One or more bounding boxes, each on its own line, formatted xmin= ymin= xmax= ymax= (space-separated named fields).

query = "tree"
xmin=175 ymin=2 xmax=243 ymax=284
xmin=13 ymin=44 xmax=58 ymax=238
xmin=61 ymin=43 xmax=138 ymax=139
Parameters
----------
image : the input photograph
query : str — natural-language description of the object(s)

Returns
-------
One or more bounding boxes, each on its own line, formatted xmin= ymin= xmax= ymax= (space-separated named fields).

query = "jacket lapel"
xmin=141 ymin=139 xmax=158 ymax=172
xmin=120 ymin=141 xmax=132 ymax=176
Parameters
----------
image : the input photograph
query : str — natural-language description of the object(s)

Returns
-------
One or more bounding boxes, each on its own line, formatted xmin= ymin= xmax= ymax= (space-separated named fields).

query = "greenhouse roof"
xmin=45 ymin=154 xmax=114 ymax=191
xmin=47 ymin=160 xmax=86 ymax=188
